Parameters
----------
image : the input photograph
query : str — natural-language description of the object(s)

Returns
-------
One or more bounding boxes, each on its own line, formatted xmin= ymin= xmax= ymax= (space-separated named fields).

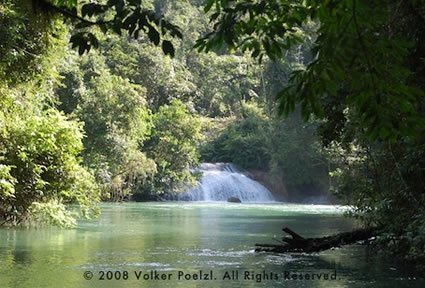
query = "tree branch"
xmin=256 ymin=226 xmax=380 ymax=253
xmin=38 ymin=0 xmax=113 ymax=26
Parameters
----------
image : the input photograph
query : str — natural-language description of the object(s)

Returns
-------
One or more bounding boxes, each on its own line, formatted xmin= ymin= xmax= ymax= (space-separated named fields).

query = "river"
xmin=0 ymin=202 xmax=423 ymax=287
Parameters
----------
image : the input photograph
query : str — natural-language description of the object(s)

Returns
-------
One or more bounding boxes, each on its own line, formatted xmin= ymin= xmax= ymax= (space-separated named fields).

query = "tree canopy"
xmin=195 ymin=0 xmax=425 ymax=142
xmin=33 ymin=0 xmax=425 ymax=141
xmin=1 ymin=0 xmax=425 ymax=266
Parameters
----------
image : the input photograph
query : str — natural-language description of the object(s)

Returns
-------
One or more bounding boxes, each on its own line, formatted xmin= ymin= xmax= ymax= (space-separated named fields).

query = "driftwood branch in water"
xmin=255 ymin=227 xmax=379 ymax=253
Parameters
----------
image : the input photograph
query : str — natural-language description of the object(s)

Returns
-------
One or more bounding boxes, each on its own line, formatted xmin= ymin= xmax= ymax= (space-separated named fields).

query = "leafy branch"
xmin=38 ymin=0 xmax=182 ymax=56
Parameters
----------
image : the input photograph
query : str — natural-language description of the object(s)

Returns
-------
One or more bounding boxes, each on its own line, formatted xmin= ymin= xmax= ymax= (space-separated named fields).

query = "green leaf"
xmin=205 ymin=0 xmax=215 ymax=12
xmin=162 ymin=40 xmax=175 ymax=57
xmin=78 ymin=43 xmax=87 ymax=55
xmin=148 ymin=26 xmax=160 ymax=46
xmin=87 ymin=33 xmax=99 ymax=49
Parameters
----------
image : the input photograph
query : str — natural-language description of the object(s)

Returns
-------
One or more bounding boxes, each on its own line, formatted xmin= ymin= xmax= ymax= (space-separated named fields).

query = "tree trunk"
xmin=255 ymin=227 xmax=379 ymax=253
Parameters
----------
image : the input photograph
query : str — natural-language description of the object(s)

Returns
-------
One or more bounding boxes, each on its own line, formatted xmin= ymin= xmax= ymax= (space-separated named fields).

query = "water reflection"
xmin=0 ymin=203 xmax=423 ymax=288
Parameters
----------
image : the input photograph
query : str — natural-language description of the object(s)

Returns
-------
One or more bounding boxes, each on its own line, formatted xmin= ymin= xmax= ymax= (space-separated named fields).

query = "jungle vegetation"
xmin=1 ymin=0 xmax=424 ymax=263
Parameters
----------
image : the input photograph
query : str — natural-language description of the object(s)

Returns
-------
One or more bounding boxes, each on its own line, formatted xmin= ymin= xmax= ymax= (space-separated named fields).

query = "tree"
xmin=3 ymin=1 xmax=424 ymax=263
xmin=101 ymin=34 xmax=197 ymax=112
xmin=195 ymin=0 xmax=425 ymax=260
xmin=37 ymin=0 xmax=182 ymax=56
xmin=201 ymin=102 xmax=328 ymax=201
xmin=201 ymin=102 xmax=270 ymax=169
xmin=195 ymin=0 xmax=425 ymax=140
xmin=187 ymin=53 xmax=260 ymax=117
xmin=31 ymin=1 xmax=424 ymax=138
xmin=0 ymin=1 xmax=99 ymax=227
xmin=144 ymin=99 xmax=202 ymax=194
xmin=0 ymin=105 xmax=99 ymax=227
xmin=56 ymin=52 xmax=156 ymax=201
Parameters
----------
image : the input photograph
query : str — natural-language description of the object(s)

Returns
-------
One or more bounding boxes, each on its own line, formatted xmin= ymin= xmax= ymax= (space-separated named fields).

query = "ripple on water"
xmin=196 ymin=260 xmax=242 ymax=267
xmin=117 ymin=202 xmax=349 ymax=214
xmin=187 ymin=248 xmax=254 ymax=258
xmin=263 ymin=254 xmax=296 ymax=265
xmin=76 ymin=262 xmax=171 ymax=270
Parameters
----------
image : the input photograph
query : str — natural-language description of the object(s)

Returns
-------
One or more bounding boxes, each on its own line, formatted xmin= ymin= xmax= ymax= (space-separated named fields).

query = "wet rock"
xmin=227 ymin=197 xmax=242 ymax=203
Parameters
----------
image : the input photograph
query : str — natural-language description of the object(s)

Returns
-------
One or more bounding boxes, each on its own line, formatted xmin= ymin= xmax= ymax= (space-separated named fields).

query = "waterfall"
xmin=180 ymin=163 xmax=275 ymax=202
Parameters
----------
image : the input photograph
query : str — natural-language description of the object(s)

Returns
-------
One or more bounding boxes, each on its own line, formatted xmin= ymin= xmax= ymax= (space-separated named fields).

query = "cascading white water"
xmin=180 ymin=163 xmax=275 ymax=202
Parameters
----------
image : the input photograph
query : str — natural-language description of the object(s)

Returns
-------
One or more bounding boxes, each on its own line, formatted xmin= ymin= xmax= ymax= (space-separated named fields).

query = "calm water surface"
xmin=0 ymin=202 xmax=423 ymax=288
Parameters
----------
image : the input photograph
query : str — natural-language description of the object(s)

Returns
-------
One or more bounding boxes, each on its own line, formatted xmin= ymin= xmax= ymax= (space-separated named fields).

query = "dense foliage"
xmin=0 ymin=1 xmax=99 ymax=226
xmin=144 ymin=100 xmax=202 ymax=194
xmin=2 ymin=0 xmax=425 ymax=266
xmin=198 ymin=0 xmax=425 ymax=261
xmin=196 ymin=0 xmax=425 ymax=139
xmin=56 ymin=52 xmax=156 ymax=201
xmin=0 ymin=105 xmax=99 ymax=227
xmin=201 ymin=102 xmax=328 ymax=201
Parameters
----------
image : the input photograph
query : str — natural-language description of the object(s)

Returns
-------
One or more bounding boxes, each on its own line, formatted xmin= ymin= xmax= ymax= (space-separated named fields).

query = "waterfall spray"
xmin=180 ymin=163 xmax=275 ymax=202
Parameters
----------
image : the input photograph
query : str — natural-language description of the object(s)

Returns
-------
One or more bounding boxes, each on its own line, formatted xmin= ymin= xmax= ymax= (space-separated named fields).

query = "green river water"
xmin=0 ymin=202 xmax=423 ymax=288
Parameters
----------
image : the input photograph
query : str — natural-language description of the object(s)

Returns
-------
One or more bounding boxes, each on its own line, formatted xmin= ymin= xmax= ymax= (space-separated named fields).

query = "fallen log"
xmin=255 ymin=227 xmax=379 ymax=253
